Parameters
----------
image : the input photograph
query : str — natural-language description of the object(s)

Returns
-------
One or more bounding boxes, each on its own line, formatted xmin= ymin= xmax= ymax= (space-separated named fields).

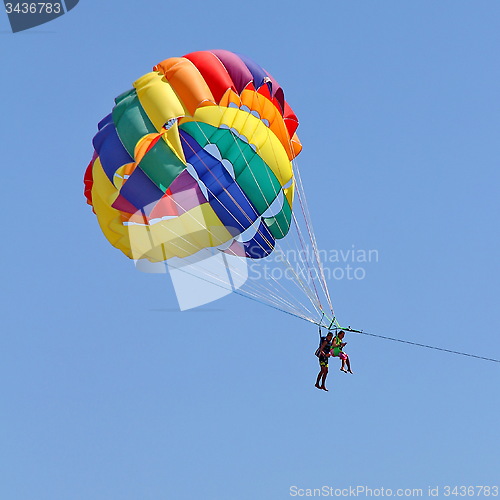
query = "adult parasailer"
xmin=315 ymin=331 xmax=334 ymax=391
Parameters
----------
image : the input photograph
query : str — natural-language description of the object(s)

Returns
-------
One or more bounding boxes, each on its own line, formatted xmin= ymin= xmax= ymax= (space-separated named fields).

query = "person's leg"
xmin=315 ymin=359 xmax=326 ymax=388
xmin=315 ymin=368 xmax=323 ymax=388
xmin=321 ymin=366 xmax=329 ymax=391
xmin=345 ymin=355 xmax=353 ymax=374
xmin=340 ymin=353 xmax=348 ymax=372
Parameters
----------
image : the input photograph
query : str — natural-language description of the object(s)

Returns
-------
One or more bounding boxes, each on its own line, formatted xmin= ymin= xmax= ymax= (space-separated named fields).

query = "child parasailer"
xmin=332 ymin=330 xmax=353 ymax=374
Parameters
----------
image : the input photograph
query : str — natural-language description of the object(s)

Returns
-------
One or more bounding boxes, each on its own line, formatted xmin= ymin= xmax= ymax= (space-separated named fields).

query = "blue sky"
xmin=1 ymin=1 xmax=499 ymax=499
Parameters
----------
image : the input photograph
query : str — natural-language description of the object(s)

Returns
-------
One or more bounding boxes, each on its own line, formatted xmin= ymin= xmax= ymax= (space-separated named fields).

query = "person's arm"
xmin=333 ymin=337 xmax=347 ymax=350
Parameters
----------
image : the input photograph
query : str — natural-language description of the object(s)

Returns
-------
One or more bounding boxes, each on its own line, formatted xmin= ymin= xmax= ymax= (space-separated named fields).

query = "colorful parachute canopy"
xmin=84 ymin=50 xmax=302 ymax=263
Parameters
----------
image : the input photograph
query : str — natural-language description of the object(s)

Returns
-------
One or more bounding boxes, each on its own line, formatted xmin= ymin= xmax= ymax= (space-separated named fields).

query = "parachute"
xmin=84 ymin=50 xmax=336 ymax=326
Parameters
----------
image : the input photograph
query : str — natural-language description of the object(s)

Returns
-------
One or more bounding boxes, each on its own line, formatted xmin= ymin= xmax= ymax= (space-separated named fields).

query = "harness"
xmin=315 ymin=327 xmax=332 ymax=357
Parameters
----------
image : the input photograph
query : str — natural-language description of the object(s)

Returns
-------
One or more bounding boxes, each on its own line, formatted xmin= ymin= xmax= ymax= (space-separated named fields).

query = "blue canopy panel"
xmin=209 ymin=183 xmax=259 ymax=236
xmin=180 ymin=129 xmax=260 ymax=236
xmin=115 ymin=166 xmax=165 ymax=216
xmin=237 ymin=53 xmax=268 ymax=91
xmin=92 ymin=114 xmax=133 ymax=183
xmin=242 ymin=220 xmax=275 ymax=259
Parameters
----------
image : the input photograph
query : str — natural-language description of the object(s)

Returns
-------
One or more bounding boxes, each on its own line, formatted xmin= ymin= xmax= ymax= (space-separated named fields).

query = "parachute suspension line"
xmin=153 ymin=215 xmax=312 ymax=320
xmin=250 ymin=135 xmax=333 ymax=323
xmin=233 ymin=110 xmax=328 ymax=316
xmin=163 ymin=241 xmax=316 ymax=323
xmin=258 ymin=125 xmax=330 ymax=317
xmin=161 ymin=194 xmax=312 ymax=318
xmin=201 ymin=111 xmax=326 ymax=316
xmin=278 ymin=165 xmax=331 ymax=323
xmin=187 ymin=109 xmax=321 ymax=312
xmin=177 ymin=129 xmax=320 ymax=321
xmin=292 ymin=158 xmax=334 ymax=316
xmin=174 ymin=128 xmax=321 ymax=320
xmin=232 ymin=290 xmax=320 ymax=324
xmin=317 ymin=312 xmax=326 ymax=341
xmin=181 ymin=119 xmax=325 ymax=318
xmin=328 ymin=317 xmax=340 ymax=329
xmin=238 ymin=113 xmax=327 ymax=315
xmin=153 ymin=219 xmax=317 ymax=321
xmin=294 ymin=161 xmax=332 ymax=315
xmin=274 ymin=249 xmax=323 ymax=317
xmin=202 ymin=102 xmax=319 ymax=285
xmin=289 ymin=210 xmax=324 ymax=313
